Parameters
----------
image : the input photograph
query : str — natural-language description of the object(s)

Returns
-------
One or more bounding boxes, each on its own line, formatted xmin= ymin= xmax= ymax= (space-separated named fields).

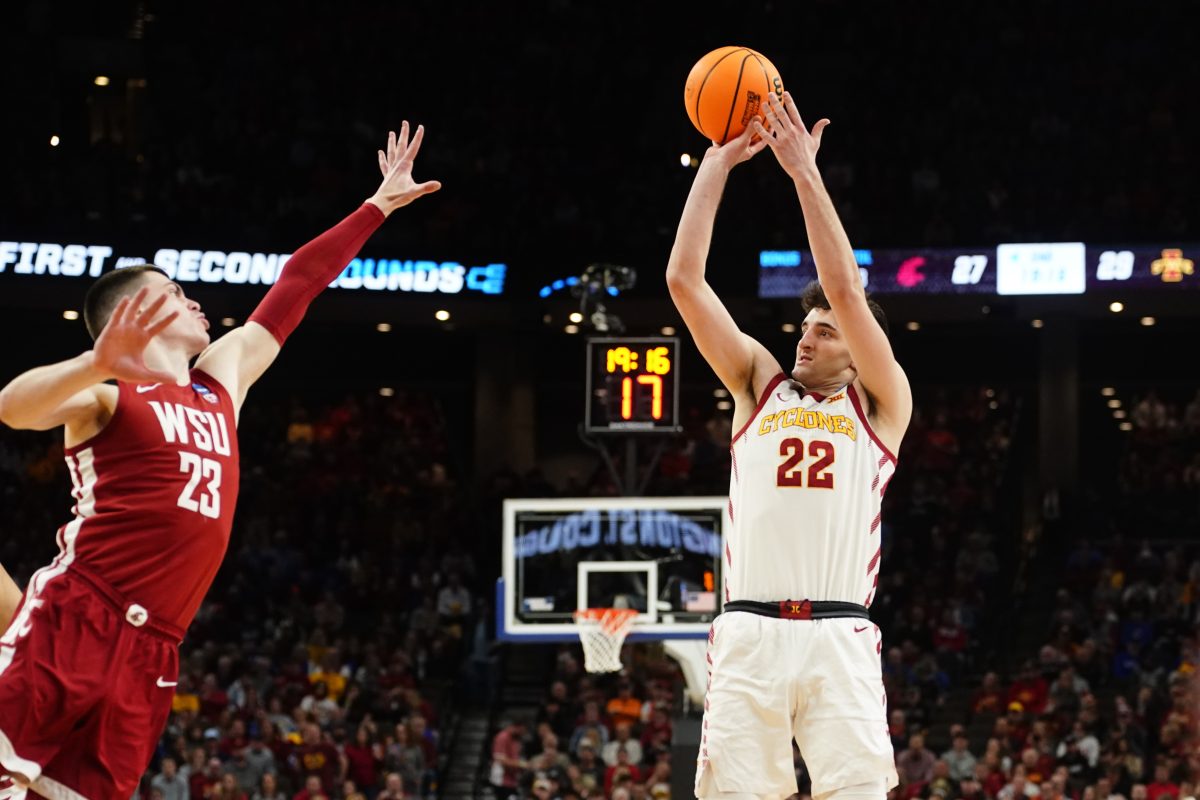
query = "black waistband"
xmin=723 ymin=599 xmax=871 ymax=621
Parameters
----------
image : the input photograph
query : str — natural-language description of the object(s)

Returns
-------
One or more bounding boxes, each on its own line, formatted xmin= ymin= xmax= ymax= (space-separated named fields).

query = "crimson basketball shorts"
xmin=695 ymin=612 xmax=899 ymax=799
xmin=0 ymin=563 xmax=182 ymax=800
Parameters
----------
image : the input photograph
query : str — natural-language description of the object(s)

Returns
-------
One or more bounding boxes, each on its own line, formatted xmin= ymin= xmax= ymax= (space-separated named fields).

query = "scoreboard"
xmin=758 ymin=244 xmax=1197 ymax=298
xmin=585 ymin=337 xmax=680 ymax=434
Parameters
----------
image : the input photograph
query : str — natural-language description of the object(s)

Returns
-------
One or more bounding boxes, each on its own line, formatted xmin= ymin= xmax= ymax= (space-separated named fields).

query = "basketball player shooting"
xmin=667 ymin=91 xmax=911 ymax=800
xmin=0 ymin=123 xmax=440 ymax=799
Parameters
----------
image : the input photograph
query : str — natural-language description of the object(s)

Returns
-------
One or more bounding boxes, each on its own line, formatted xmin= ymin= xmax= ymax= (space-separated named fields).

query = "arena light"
xmin=379 ymin=387 xmax=394 ymax=397
xmin=1119 ymin=421 xmax=1133 ymax=431
xmin=1031 ymin=319 xmax=1044 ymax=328
xmin=1109 ymin=301 xmax=1124 ymax=313
xmin=568 ymin=312 xmax=583 ymax=324
xmin=375 ymin=322 xmax=391 ymax=332
xmin=94 ymin=76 xmax=110 ymax=86
xmin=49 ymin=135 xmax=60 ymax=147
xmin=660 ymin=326 xmax=676 ymax=336
xmin=564 ymin=324 xmax=579 ymax=334
xmin=62 ymin=309 xmax=79 ymax=320
xmin=435 ymin=309 xmax=450 ymax=321
xmin=1107 ymin=399 xmax=1121 ymax=409
xmin=1140 ymin=316 xmax=1156 ymax=326
xmin=985 ymin=388 xmax=995 ymax=398
xmin=220 ymin=317 xmax=235 ymax=327
xmin=1100 ymin=387 xmax=1116 ymax=396
xmin=905 ymin=321 xmax=920 ymax=331
xmin=680 ymin=153 xmax=692 ymax=167
xmin=716 ymin=400 xmax=733 ymax=411
xmin=781 ymin=323 xmax=796 ymax=333
xmin=713 ymin=388 xmax=728 ymax=398
xmin=1113 ymin=409 xmax=1127 ymax=419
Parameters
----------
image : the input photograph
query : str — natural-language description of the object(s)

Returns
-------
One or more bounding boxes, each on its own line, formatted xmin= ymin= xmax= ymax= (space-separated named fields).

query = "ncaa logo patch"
xmin=192 ymin=382 xmax=219 ymax=404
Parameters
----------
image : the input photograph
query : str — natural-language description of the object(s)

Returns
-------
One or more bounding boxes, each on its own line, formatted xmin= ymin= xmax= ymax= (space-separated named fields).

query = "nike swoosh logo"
xmin=853 ymin=625 xmax=869 ymax=633
xmin=136 ymin=383 xmax=162 ymax=393
xmin=156 ymin=677 xmax=178 ymax=688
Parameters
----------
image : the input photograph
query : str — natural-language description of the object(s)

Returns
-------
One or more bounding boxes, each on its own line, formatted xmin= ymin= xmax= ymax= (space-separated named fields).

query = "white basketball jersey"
xmin=725 ymin=373 xmax=897 ymax=606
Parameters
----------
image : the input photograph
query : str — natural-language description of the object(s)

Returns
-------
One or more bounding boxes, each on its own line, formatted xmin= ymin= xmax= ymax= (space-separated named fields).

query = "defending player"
xmin=667 ymin=91 xmax=910 ymax=800
xmin=0 ymin=123 xmax=440 ymax=799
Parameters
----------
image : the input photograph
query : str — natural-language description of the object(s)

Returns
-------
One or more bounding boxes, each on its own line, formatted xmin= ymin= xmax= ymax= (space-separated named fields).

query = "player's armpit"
xmin=0 ymin=562 xmax=22 ymax=634
xmin=826 ymin=287 xmax=912 ymax=443
xmin=194 ymin=321 xmax=280 ymax=412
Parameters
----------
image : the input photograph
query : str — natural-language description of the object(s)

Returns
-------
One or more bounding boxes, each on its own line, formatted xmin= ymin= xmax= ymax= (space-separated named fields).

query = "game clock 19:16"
xmin=585 ymin=337 xmax=681 ymax=434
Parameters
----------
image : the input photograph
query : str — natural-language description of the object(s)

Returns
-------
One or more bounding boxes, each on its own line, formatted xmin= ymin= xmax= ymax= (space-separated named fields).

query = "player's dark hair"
xmin=83 ymin=264 xmax=169 ymax=340
xmin=800 ymin=280 xmax=889 ymax=337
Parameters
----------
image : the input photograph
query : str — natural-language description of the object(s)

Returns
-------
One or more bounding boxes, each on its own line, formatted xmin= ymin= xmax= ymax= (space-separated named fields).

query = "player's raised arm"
xmin=753 ymin=93 xmax=912 ymax=438
xmin=666 ymin=126 xmax=780 ymax=406
xmin=195 ymin=123 xmax=442 ymax=410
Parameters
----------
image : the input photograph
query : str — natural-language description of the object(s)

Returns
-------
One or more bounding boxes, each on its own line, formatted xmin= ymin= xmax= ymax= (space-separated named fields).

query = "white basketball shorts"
xmin=694 ymin=611 xmax=899 ymax=798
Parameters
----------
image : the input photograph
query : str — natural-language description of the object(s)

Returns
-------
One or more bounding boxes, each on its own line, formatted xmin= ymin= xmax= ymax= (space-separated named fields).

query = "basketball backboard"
xmin=497 ymin=496 xmax=727 ymax=642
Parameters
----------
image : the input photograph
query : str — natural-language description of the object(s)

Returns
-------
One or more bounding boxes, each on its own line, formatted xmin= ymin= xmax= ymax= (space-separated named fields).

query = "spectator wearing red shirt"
xmin=291 ymin=723 xmax=340 ymax=794
xmin=219 ymin=719 xmax=250 ymax=761
xmin=489 ymin=718 xmax=529 ymax=800
xmin=291 ymin=776 xmax=328 ymax=800
xmin=1006 ymin=661 xmax=1049 ymax=715
xmin=1147 ymin=764 xmax=1180 ymax=800
xmin=933 ymin=608 xmax=968 ymax=655
xmin=896 ymin=734 xmax=937 ymax=788
xmin=969 ymin=673 xmax=1004 ymax=720
xmin=603 ymin=747 xmax=643 ymax=796
xmin=343 ymin=725 xmax=382 ymax=791
xmin=200 ymin=673 xmax=231 ymax=721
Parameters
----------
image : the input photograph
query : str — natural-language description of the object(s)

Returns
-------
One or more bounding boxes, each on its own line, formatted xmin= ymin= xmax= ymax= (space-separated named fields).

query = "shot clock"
xmin=585 ymin=337 xmax=681 ymax=434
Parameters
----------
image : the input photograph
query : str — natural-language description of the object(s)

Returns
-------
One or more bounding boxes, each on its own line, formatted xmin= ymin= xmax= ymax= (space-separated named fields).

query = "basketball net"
xmin=573 ymin=608 xmax=638 ymax=673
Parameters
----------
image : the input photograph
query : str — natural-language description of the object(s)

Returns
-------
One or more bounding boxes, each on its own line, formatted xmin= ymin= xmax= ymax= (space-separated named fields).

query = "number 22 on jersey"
xmin=776 ymin=438 xmax=835 ymax=488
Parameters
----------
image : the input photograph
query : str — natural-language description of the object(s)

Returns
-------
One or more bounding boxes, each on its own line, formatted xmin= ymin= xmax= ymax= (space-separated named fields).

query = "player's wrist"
xmin=78 ymin=350 xmax=115 ymax=383
xmin=364 ymin=195 xmax=394 ymax=218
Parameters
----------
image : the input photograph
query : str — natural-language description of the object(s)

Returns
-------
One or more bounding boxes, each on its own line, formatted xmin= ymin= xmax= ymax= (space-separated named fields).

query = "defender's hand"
xmin=368 ymin=121 xmax=442 ymax=215
xmin=91 ymin=286 xmax=181 ymax=384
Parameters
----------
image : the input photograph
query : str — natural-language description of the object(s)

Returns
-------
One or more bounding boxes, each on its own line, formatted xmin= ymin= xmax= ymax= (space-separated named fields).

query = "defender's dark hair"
xmin=83 ymin=264 xmax=169 ymax=340
xmin=800 ymin=280 xmax=889 ymax=338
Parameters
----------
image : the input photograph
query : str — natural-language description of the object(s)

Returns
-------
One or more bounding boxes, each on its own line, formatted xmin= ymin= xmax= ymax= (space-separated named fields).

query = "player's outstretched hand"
xmin=751 ymin=91 xmax=830 ymax=180
xmin=91 ymin=286 xmax=181 ymax=384
xmin=368 ymin=122 xmax=442 ymax=216
xmin=703 ymin=121 xmax=770 ymax=171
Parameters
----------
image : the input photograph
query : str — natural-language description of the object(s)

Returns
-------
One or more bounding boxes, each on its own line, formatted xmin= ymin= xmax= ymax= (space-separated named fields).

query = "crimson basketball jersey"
xmin=56 ymin=369 xmax=240 ymax=630
xmin=725 ymin=373 xmax=897 ymax=606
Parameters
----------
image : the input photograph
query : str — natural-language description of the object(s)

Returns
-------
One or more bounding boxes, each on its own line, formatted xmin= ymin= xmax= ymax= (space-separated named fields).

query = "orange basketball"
xmin=684 ymin=46 xmax=784 ymax=144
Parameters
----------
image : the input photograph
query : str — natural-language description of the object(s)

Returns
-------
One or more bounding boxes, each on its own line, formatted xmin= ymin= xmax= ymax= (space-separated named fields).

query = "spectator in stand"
xmin=569 ymin=701 xmax=611 ymax=756
xmin=308 ymin=651 xmax=348 ymax=703
xmin=973 ymin=671 xmax=1007 ymax=717
xmin=605 ymin=681 xmax=642 ymax=731
xmin=150 ymin=757 xmax=189 ymax=800
xmin=603 ymin=748 xmax=642 ymax=797
xmin=292 ymin=775 xmax=327 ymax=800
xmin=490 ymin=718 xmax=529 ymax=800
xmin=1147 ymin=764 xmax=1181 ymax=800
xmin=290 ymin=723 xmax=340 ymax=794
xmin=575 ymin=742 xmax=605 ymax=794
xmin=386 ymin=721 xmax=425 ymax=792
xmin=898 ymin=733 xmax=938 ymax=788
xmin=215 ymin=772 xmax=249 ymax=800
xmin=943 ymin=732 xmax=979 ymax=782
xmin=299 ymin=680 xmax=341 ymax=728
xmin=252 ymin=773 xmax=287 ymax=800
xmin=377 ymin=772 xmax=407 ymax=800
xmin=436 ymin=571 xmax=472 ymax=628
xmin=538 ymin=680 xmax=578 ymax=742
xmin=1008 ymin=661 xmax=1050 ymax=715
xmin=341 ymin=779 xmax=366 ymax=800
xmin=343 ymin=725 xmax=383 ymax=792
xmin=928 ymin=760 xmax=959 ymax=798
xmin=601 ymin=721 xmax=644 ymax=768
